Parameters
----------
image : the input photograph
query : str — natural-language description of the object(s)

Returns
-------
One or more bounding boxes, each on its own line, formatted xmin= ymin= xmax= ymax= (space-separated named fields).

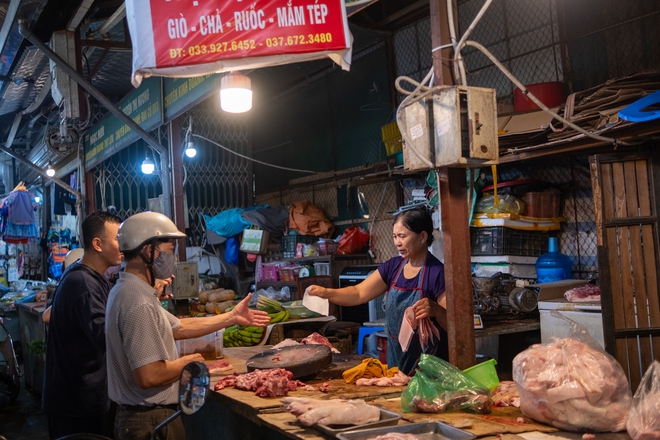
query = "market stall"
xmin=183 ymin=346 xmax=559 ymax=440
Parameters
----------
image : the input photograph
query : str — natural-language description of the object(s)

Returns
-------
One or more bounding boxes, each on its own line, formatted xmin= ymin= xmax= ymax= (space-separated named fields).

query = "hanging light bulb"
xmin=46 ymin=164 xmax=55 ymax=177
xmin=35 ymin=196 xmax=40 ymax=203
xmin=220 ymin=71 xmax=252 ymax=113
xmin=141 ymin=156 xmax=155 ymax=174
xmin=184 ymin=140 xmax=197 ymax=158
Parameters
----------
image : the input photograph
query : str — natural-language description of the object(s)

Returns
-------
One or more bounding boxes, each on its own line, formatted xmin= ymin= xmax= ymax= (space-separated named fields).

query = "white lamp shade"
xmin=141 ymin=157 xmax=155 ymax=174
xmin=220 ymin=72 xmax=252 ymax=113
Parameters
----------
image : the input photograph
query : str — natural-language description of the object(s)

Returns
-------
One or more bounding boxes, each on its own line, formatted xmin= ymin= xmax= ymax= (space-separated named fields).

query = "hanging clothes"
xmin=3 ymin=183 xmax=39 ymax=244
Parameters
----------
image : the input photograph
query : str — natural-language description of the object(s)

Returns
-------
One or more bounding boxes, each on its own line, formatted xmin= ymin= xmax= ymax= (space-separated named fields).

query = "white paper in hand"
xmin=303 ymin=289 xmax=329 ymax=316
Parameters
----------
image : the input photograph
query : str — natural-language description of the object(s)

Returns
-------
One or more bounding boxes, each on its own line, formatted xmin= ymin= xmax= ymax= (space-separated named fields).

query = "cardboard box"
xmin=531 ymin=279 xmax=588 ymax=301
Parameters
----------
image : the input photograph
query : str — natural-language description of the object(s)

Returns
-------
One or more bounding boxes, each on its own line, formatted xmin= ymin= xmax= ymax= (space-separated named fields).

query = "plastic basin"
xmin=463 ymin=358 xmax=499 ymax=390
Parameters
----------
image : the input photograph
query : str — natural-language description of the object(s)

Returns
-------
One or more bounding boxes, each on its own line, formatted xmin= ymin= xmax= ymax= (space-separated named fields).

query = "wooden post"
xmin=170 ymin=117 xmax=187 ymax=263
xmin=430 ymin=0 xmax=476 ymax=369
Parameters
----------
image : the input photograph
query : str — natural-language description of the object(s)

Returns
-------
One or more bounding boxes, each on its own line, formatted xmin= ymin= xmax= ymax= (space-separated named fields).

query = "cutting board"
xmin=315 ymin=353 xmax=368 ymax=380
xmin=246 ymin=345 xmax=332 ymax=379
xmin=213 ymin=378 xmax=406 ymax=411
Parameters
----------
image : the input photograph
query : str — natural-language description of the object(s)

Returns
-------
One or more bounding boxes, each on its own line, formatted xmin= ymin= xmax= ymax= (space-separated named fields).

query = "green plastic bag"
xmin=401 ymin=354 xmax=493 ymax=414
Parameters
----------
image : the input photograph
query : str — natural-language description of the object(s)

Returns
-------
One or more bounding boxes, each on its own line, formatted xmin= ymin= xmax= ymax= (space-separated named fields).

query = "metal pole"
xmin=0 ymin=144 xmax=81 ymax=199
xmin=18 ymin=19 xmax=172 ymax=217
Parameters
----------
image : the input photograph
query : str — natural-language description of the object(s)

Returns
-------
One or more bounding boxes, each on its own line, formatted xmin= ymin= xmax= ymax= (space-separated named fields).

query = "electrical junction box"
xmin=173 ymin=262 xmax=199 ymax=300
xmin=50 ymin=30 xmax=80 ymax=130
xmin=398 ymin=85 xmax=499 ymax=170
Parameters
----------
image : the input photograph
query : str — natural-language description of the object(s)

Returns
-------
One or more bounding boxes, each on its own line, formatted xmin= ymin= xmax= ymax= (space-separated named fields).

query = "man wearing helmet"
xmin=106 ymin=212 xmax=270 ymax=440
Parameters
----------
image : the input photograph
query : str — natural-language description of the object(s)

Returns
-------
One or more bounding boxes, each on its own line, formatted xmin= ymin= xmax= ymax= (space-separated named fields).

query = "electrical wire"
xmin=463 ymin=40 xmax=633 ymax=147
xmin=394 ymin=69 xmax=437 ymax=169
xmin=192 ymin=134 xmax=317 ymax=174
xmin=452 ymin=0 xmax=494 ymax=86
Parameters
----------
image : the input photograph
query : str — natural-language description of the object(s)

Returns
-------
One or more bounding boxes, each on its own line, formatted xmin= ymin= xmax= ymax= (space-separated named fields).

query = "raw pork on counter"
xmin=356 ymin=371 xmax=411 ymax=387
xmin=491 ymin=381 xmax=520 ymax=407
xmin=281 ymin=396 xmax=380 ymax=427
xmin=207 ymin=359 xmax=233 ymax=374
xmin=214 ymin=368 xmax=328 ymax=397
xmin=563 ymin=284 xmax=600 ymax=302
xmin=272 ymin=332 xmax=340 ymax=353
xmin=513 ymin=336 xmax=631 ymax=432
xmin=626 ymin=360 xmax=660 ymax=440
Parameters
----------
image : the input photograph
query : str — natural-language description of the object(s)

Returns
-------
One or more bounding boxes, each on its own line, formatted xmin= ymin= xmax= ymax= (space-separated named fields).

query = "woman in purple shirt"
xmin=306 ymin=206 xmax=448 ymax=375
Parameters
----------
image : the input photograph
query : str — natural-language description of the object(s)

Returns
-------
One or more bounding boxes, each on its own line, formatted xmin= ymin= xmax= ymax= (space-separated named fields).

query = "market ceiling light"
xmin=220 ymin=71 xmax=252 ymax=113
xmin=141 ymin=156 xmax=155 ymax=174
xmin=184 ymin=140 xmax=197 ymax=158
xmin=46 ymin=164 xmax=55 ymax=177
xmin=35 ymin=196 xmax=40 ymax=203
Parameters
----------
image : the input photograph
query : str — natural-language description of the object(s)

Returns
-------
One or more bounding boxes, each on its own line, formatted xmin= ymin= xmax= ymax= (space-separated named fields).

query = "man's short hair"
xmin=81 ymin=211 xmax=122 ymax=251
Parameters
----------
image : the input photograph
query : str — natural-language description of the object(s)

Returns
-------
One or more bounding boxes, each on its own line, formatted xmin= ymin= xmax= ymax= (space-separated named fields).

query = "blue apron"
xmin=385 ymin=257 xmax=444 ymax=375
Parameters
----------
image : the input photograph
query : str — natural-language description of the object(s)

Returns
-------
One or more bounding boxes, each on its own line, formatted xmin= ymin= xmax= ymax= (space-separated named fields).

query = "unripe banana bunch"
xmin=268 ymin=309 xmax=290 ymax=324
xmin=223 ymin=325 xmax=265 ymax=347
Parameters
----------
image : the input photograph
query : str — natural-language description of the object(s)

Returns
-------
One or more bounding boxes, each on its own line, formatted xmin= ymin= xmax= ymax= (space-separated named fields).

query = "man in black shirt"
xmin=42 ymin=211 xmax=122 ymax=439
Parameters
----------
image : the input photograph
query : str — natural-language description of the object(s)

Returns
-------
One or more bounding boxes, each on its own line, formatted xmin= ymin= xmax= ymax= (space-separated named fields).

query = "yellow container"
xmin=463 ymin=358 xmax=499 ymax=390
xmin=381 ymin=121 xmax=402 ymax=156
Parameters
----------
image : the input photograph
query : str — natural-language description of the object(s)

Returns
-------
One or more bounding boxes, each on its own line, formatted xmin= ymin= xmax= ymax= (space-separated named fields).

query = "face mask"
xmin=153 ymin=248 xmax=177 ymax=279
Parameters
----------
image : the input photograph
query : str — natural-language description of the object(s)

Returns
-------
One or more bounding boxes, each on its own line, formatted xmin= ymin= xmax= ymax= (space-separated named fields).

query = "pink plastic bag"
xmin=627 ymin=360 xmax=660 ymax=440
xmin=512 ymin=311 xmax=632 ymax=432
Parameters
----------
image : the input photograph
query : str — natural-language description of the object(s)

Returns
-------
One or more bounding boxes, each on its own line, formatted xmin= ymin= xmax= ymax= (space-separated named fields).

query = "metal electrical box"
xmin=399 ymin=85 xmax=499 ymax=170
xmin=173 ymin=262 xmax=199 ymax=299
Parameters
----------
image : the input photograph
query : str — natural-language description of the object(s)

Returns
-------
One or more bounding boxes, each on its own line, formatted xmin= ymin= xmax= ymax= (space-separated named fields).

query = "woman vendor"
xmin=306 ymin=205 xmax=448 ymax=375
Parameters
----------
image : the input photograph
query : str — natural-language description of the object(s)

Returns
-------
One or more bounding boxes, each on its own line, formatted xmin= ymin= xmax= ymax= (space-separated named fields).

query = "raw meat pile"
xmin=564 ymin=284 xmax=600 ymax=302
xmin=281 ymin=397 xmax=380 ymax=426
xmin=272 ymin=333 xmax=340 ymax=353
xmin=356 ymin=371 xmax=411 ymax=387
xmin=207 ymin=359 xmax=233 ymax=374
xmin=491 ymin=381 xmax=520 ymax=407
xmin=626 ymin=361 xmax=660 ymax=440
xmin=213 ymin=368 xmax=329 ymax=397
xmin=408 ymin=391 xmax=492 ymax=414
xmin=513 ymin=337 xmax=631 ymax=431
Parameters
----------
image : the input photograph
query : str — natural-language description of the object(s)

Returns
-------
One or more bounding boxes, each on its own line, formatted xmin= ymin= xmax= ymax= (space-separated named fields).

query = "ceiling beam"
xmin=0 ymin=0 xmax=21 ymax=54
xmin=377 ymin=0 xmax=428 ymax=26
xmin=96 ymin=3 xmax=126 ymax=36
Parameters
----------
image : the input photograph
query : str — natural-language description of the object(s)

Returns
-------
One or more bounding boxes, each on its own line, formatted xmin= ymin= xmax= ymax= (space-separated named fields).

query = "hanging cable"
xmin=452 ymin=0 xmax=494 ymax=86
xmin=394 ymin=69 xmax=436 ymax=169
xmin=462 ymin=40 xmax=633 ymax=147
xmin=192 ymin=134 xmax=317 ymax=174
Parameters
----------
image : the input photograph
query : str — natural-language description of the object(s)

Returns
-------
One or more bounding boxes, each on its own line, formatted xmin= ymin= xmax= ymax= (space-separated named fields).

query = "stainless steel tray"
xmin=336 ymin=421 xmax=476 ymax=440
xmin=314 ymin=407 xmax=402 ymax=437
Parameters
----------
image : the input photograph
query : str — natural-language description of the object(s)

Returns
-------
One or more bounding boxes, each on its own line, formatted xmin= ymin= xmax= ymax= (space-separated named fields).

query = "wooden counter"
xmin=183 ymin=345 xmax=557 ymax=440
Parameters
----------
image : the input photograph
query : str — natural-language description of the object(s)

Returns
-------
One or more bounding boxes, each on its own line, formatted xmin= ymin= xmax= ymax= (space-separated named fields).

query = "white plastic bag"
xmin=512 ymin=311 xmax=631 ymax=432
xmin=627 ymin=360 xmax=660 ymax=440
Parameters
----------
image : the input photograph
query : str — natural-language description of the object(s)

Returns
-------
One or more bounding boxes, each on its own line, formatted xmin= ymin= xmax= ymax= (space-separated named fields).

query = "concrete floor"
xmin=0 ymin=376 xmax=49 ymax=440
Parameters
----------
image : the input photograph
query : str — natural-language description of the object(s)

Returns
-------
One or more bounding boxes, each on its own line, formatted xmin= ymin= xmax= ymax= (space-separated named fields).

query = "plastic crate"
xmin=281 ymin=235 xmax=317 ymax=258
xmin=470 ymin=227 xmax=549 ymax=257
xmin=260 ymin=263 xmax=280 ymax=282
xmin=381 ymin=121 xmax=402 ymax=156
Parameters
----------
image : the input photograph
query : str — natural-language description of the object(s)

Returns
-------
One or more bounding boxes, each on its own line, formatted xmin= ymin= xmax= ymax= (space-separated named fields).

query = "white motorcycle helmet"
xmin=118 ymin=212 xmax=186 ymax=252
xmin=64 ymin=248 xmax=84 ymax=269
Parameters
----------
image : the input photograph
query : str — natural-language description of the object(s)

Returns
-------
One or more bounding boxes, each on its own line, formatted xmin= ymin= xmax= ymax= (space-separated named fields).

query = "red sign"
xmin=148 ymin=0 xmax=350 ymax=69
